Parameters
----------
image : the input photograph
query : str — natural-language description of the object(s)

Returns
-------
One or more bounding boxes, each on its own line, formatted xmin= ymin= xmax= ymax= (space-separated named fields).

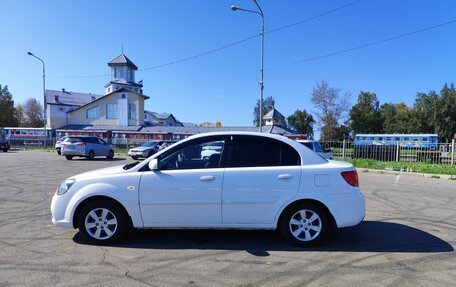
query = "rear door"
xmin=221 ymin=136 xmax=302 ymax=225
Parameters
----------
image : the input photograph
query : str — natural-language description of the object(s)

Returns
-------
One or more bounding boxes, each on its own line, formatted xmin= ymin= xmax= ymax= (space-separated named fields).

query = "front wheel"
xmin=87 ymin=150 xmax=95 ymax=160
xmin=77 ymin=199 xmax=129 ymax=245
xmin=279 ymin=203 xmax=330 ymax=247
xmin=106 ymin=150 xmax=114 ymax=159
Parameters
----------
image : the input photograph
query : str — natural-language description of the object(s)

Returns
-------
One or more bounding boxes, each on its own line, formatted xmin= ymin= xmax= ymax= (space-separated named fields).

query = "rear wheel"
xmin=131 ymin=156 xmax=138 ymax=160
xmin=77 ymin=199 xmax=129 ymax=245
xmin=87 ymin=150 xmax=95 ymax=160
xmin=65 ymin=155 xmax=73 ymax=160
xmin=147 ymin=151 xmax=155 ymax=158
xmin=2 ymin=149 xmax=7 ymax=152
xmin=57 ymin=150 xmax=61 ymax=155
xmin=106 ymin=150 xmax=114 ymax=159
xmin=279 ymin=203 xmax=330 ymax=247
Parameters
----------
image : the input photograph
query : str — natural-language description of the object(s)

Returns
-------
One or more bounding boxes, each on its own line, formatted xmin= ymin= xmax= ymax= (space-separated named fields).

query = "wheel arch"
xmin=72 ymin=195 xmax=132 ymax=229
xmin=276 ymin=199 xmax=336 ymax=230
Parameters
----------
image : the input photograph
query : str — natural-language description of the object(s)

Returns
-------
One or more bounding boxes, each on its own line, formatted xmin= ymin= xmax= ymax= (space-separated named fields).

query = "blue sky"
xmin=1 ymin=0 xmax=455 ymax=127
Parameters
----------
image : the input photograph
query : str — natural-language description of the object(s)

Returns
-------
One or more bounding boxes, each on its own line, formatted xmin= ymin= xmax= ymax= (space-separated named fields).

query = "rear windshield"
xmin=64 ymin=137 xmax=85 ymax=143
xmin=142 ymin=142 xmax=158 ymax=147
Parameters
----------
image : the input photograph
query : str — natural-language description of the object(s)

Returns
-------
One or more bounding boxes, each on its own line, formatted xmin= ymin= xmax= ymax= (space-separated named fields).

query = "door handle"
xmin=278 ymin=174 xmax=292 ymax=180
xmin=200 ymin=175 xmax=215 ymax=181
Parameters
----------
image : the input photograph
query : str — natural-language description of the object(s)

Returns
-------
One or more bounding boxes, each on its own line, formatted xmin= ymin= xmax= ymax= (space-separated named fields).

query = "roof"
xmin=68 ymin=88 xmax=149 ymax=113
xmin=139 ymin=125 xmax=299 ymax=136
xmin=56 ymin=125 xmax=142 ymax=132
xmin=105 ymin=79 xmax=143 ymax=88
xmin=263 ymin=109 xmax=285 ymax=120
xmin=144 ymin=111 xmax=177 ymax=121
xmin=108 ymin=54 xmax=138 ymax=70
xmin=45 ymin=90 xmax=103 ymax=106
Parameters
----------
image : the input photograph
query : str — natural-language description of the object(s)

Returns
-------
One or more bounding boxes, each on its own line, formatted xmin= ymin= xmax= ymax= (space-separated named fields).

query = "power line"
xmin=47 ymin=0 xmax=362 ymax=79
xmin=267 ymin=19 xmax=456 ymax=70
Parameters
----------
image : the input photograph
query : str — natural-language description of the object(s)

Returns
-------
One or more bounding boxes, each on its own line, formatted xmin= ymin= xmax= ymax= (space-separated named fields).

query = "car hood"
xmin=71 ymin=165 xmax=127 ymax=180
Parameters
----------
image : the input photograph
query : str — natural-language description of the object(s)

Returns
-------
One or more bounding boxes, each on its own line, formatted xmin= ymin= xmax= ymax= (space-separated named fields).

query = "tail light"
xmin=77 ymin=142 xmax=86 ymax=146
xmin=341 ymin=171 xmax=359 ymax=187
xmin=56 ymin=140 xmax=60 ymax=144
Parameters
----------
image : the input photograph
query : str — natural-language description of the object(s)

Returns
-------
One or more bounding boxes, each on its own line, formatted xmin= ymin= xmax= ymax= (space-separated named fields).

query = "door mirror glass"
xmin=148 ymin=158 xmax=158 ymax=171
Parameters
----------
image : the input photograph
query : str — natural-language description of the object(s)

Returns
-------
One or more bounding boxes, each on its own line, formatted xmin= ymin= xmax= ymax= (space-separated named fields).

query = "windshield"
xmin=142 ymin=142 xmax=158 ymax=147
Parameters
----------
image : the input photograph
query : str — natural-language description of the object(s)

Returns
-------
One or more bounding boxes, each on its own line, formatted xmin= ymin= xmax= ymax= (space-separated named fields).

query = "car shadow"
xmin=73 ymin=221 xmax=453 ymax=255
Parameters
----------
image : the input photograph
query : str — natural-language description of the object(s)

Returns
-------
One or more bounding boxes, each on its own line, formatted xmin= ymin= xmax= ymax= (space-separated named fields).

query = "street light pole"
xmin=231 ymin=0 xmax=264 ymax=132
xmin=27 ymin=52 xmax=47 ymax=147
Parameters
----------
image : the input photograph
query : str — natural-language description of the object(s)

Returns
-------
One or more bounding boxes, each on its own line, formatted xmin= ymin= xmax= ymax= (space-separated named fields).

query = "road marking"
xmin=393 ymin=175 xmax=401 ymax=185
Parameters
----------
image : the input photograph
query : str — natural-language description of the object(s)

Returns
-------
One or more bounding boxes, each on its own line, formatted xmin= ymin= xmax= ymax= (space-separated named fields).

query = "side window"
xmin=281 ymin=144 xmax=301 ymax=166
xmin=159 ymin=140 xmax=225 ymax=170
xmin=227 ymin=139 xmax=282 ymax=168
xmin=98 ymin=138 xmax=105 ymax=145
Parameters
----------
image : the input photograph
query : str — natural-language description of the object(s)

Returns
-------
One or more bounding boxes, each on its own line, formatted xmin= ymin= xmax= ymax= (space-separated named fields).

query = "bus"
xmin=354 ymin=134 xmax=438 ymax=149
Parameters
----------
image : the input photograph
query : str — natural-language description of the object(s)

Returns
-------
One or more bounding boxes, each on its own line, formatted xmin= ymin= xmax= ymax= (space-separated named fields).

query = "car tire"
xmin=87 ymin=150 xmax=95 ymax=160
xmin=106 ymin=150 xmax=114 ymax=159
xmin=65 ymin=155 xmax=73 ymax=160
xmin=77 ymin=199 xmax=129 ymax=245
xmin=279 ymin=202 xmax=330 ymax=247
xmin=57 ymin=150 xmax=61 ymax=155
xmin=132 ymin=156 xmax=138 ymax=160
xmin=3 ymin=149 xmax=7 ymax=152
xmin=147 ymin=151 xmax=154 ymax=158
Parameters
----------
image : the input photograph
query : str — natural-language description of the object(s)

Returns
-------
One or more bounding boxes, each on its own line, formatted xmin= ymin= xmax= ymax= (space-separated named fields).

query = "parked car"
xmin=297 ymin=140 xmax=333 ymax=160
xmin=128 ymin=140 xmax=176 ymax=160
xmin=55 ymin=136 xmax=68 ymax=155
xmin=60 ymin=136 xmax=114 ymax=160
xmin=0 ymin=140 xmax=10 ymax=152
xmin=51 ymin=131 xmax=365 ymax=246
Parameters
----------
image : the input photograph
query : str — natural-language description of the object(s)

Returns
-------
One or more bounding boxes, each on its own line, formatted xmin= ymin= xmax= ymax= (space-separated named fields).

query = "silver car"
xmin=128 ymin=140 xmax=176 ymax=160
xmin=61 ymin=136 xmax=114 ymax=160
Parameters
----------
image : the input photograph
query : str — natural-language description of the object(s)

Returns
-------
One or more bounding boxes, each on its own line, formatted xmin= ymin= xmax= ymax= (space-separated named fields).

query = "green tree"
xmin=413 ymin=91 xmax=439 ymax=133
xmin=310 ymin=80 xmax=350 ymax=140
xmin=379 ymin=103 xmax=397 ymax=133
xmin=0 ymin=85 xmax=16 ymax=127
xmin=287 ymin=109 xmax=315 ymax=138
xmin=438 ymin=83 xmax=456 ymax=140
xmin=349 ymin=91 xmax=382 ymax=134
xmin=253 ymin=96 xmax=275 ymax=127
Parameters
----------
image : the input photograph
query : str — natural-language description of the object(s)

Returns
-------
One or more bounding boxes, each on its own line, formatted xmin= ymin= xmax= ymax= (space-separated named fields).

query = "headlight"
xmin=57 ymin=179 xmax=75 ymax=195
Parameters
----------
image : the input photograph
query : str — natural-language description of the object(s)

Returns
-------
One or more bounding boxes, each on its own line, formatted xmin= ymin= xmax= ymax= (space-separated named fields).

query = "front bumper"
xmin=50 ymin=192 xmax=73 ymax=228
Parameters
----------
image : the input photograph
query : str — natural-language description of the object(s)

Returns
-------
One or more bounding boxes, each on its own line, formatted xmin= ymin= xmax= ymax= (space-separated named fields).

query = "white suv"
xmin=51 ymin=132 xmax=365 ymax=246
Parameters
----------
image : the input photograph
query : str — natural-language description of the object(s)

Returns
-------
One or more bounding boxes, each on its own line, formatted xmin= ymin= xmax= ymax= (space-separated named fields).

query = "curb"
xmin=356 ymin=168 xmax=455 ymax=180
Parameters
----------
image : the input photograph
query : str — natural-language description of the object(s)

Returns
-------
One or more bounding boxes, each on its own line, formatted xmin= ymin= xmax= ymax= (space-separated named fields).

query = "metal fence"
xmin=320 ymin=139 xmax=456 ymax=166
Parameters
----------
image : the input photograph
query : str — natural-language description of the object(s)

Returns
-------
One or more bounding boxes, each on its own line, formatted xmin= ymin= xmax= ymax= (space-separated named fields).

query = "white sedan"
xmin=51 ymin=131 xmax=365 ymax=246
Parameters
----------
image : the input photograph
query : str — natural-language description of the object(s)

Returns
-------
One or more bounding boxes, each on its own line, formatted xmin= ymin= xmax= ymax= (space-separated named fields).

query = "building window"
xmin=86 ymin=106 xmax=99 ymax=119
xmin=129 ymin=103 xmax=136 ymax=119
xmin=106 ymin=103 xmax=118 ymax=119
xmin=114 ymin=67 xmax=123 ymax=78
xmin=129 ymin=69 xmax=134 ymax=82
xmin=91 ymin=96 xmax=96 ymax=101
xmin=54 ymin=95 xmax=59 ymax=102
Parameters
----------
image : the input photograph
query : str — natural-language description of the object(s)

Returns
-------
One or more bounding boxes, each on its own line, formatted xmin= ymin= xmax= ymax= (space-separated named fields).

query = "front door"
xmin=139 ymin=137 xmax=227 ymax=226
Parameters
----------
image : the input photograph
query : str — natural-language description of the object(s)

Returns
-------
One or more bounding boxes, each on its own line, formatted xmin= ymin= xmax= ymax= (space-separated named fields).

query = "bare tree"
xmin=23 ymin=98 xmax=44 ymax=127
xmin=311 ymin=80 xmax=351 ymax=140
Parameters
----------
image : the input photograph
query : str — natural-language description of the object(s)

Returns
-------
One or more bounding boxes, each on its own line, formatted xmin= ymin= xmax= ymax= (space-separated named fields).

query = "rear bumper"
xmin=61 ymin=150 xmax=86 ymax=156
xmin=327 ymin=189 xmax=365 ymax=228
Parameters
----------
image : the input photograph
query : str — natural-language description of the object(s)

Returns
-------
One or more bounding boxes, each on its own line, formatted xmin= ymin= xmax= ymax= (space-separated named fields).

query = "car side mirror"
xmin=148 ymin=158 xmax=158 ymax=171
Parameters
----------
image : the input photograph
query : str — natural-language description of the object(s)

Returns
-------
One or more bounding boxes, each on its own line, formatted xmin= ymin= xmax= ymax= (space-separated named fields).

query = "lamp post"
xmin=231 ymin=0 xmax=264 ymax=132
xmin=27 ymin=52 xmax=47 ymax=147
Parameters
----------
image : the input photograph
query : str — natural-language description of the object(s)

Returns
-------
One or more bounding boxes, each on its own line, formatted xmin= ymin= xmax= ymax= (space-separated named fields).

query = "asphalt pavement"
xmin=0 ymin=150 xmax=455 ymax=286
